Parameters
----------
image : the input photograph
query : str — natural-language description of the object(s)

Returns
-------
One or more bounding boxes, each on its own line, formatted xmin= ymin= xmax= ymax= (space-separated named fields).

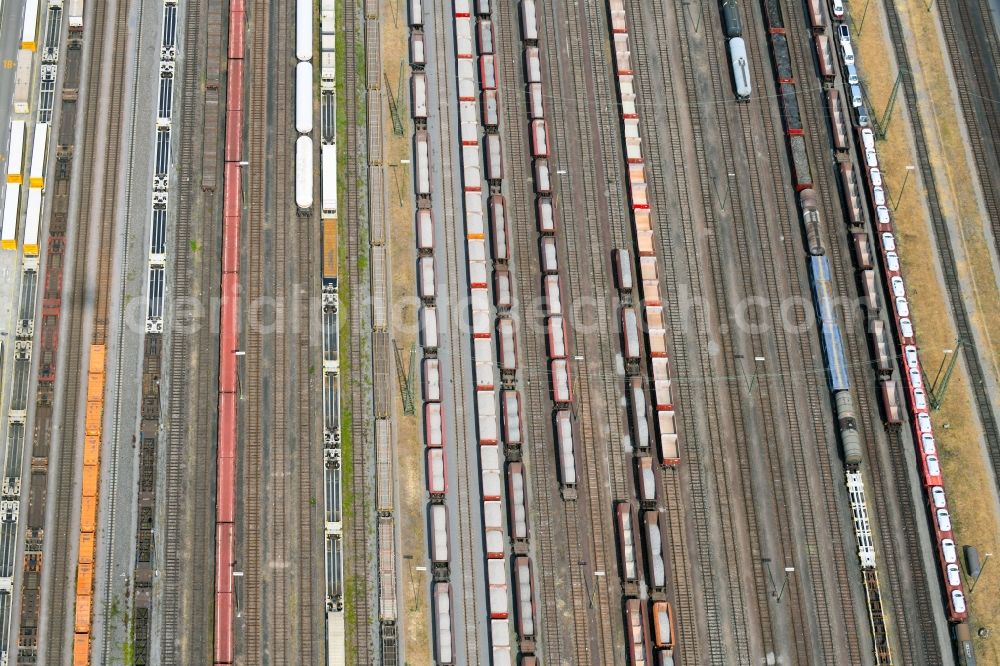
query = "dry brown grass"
xmin=380 ymin=9 xmax=433 ymax=663
xmin=853 ymin=0 xmax=1000 ymax=658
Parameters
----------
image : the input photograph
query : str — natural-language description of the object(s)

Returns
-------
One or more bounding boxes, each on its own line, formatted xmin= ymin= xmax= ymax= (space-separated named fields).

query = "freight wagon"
xmin=514 ymin=556 xmax=537 ymax=641
xmin=827 ymin=89 xmax=849 ymax=152
xmin=625 ymin=598 xmax=650 ymax=666
xmin=508 ymin=462 xmax=528 ymax=541
xmin=555 ymin=410 xmax=576 ymax=488
xmin=433 ymin=583 xmax=454 ymax=664
xmin=728 ymin=37 xmax=751 ymax=101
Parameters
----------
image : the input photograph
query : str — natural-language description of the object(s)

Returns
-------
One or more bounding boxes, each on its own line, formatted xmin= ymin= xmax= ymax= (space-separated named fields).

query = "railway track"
xmin=244 ymin=0 xmax=270 ymax=658
xmin=934 ymin=0 xmax=1000 ymax=273
xmin=774 ymin=0 xmax=939 ymax=660
xmin=100 ymin=0 xmax=150 ymax=657
xmin=341 ymin=0 xmax=374 ymax=661
xmin=255 ymin=2 xmax=322 ymax=659
xmin=622 ymin=4 xmax=716 ymax=661
xmin=45 ymin=0 xmax=130 ymax=660
xmin=429 ymin=1 xmax=482 ymax=661
xmin=645 ymin=0 xmax=768 ymax=659
xmin=492 ymin=8 xmax=571 ymax=664
xmin=534 ymin=1 xmax=634 ymax=662
xmin=880 ymin=0 xmax=1000 ymax=498
xmin=161 ymin=0 xmax=218 ymax=661
xmin=731 ymin=3 xmax=861 ymax=660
